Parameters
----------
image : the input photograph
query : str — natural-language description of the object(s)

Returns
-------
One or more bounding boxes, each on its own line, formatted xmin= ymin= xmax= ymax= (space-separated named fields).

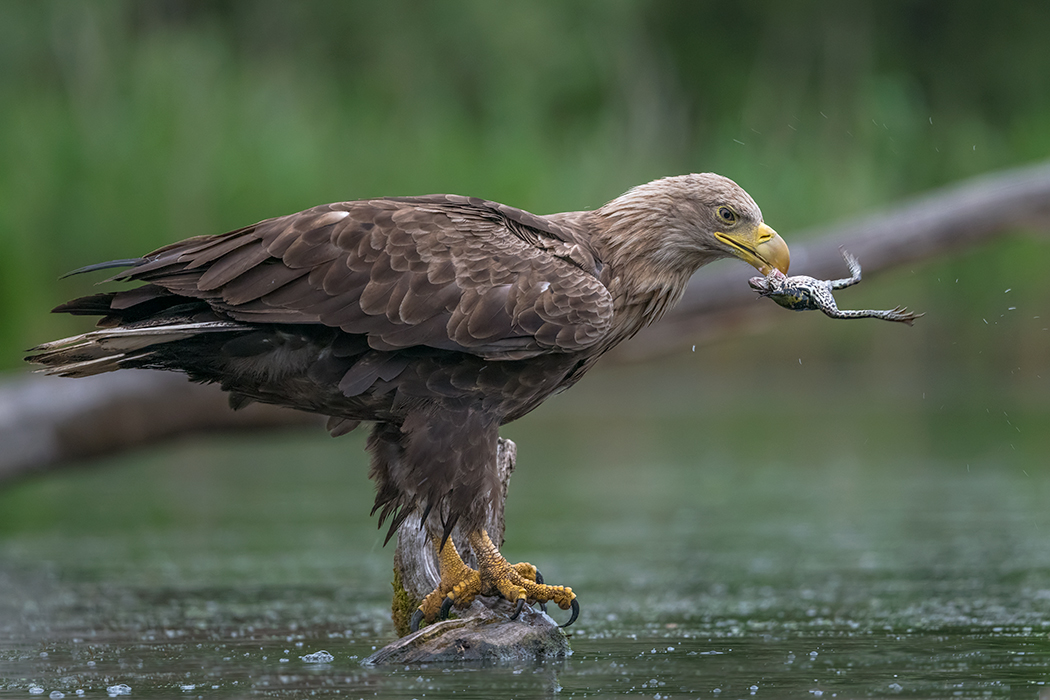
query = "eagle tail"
xmin=59 ymin=258 xmax=144 ymax=280
xmin=26 ymin=321 xmax=247 ymax=378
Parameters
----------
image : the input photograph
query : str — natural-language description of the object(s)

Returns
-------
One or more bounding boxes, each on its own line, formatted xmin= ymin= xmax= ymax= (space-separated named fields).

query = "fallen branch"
xmin=0 ymin=370 xmax=319 ymax=483
xmin=3 ymin=160 xmax=1050 ymax=481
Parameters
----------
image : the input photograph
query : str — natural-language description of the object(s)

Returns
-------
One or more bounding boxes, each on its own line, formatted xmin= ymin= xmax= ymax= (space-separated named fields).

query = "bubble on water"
xmin=300 ymin=650 xmax=335 ymax=663
xmin=179 ymin=685 xmax=196 ymax=692
xmin=50 ymin=692 xmax=65 ymax=699
xmin=29 ymin=687 xmax=45 ymax=696
xmin=106 ymin=685 xmax=132 ymax=696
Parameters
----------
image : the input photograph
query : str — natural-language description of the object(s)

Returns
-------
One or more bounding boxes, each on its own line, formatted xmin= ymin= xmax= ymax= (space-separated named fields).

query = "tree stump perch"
xmin=367 ymin=437 xmax=572 ymax=664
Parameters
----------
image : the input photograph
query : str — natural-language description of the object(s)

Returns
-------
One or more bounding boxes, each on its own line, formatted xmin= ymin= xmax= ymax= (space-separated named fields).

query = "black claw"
xmin=439 ymin=596 xmax=455 ymax=620
xmin=560 ymin=598 xmax=580 ymax=628
xmin=510 ymin=597 xmax=525 ymax=620
xmin=534 ymin=570 xmax=547 ymax=613
xmin=409 ymin=608 xmax=425 ymax=633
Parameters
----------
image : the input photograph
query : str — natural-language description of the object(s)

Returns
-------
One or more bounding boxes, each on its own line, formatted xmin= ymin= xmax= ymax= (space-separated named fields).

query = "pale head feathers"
xmin=595 ymin=173 xmax=763 ymax=268
xmin=589 ymin=173 xmax=765 ymax=336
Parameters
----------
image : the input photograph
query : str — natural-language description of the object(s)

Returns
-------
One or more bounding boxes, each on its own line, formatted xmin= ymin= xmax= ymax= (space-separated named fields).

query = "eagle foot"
xmin=408 ymin=529 xmax=578 ymax=632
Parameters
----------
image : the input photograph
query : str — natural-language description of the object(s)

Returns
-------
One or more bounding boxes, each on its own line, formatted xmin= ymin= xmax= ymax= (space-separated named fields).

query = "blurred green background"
xmin=1 ymin=0 xmax=1048 ymax=372
xmin=2 ymin=5 xmax=1050 ymax=694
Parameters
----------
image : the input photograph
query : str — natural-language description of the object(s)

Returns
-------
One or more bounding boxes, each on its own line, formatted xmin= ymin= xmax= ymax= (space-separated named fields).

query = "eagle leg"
xmin=411 ymin=535 xmax=480 ymax=631
xmin=409 ymin=529 xmax=578 ymax=631
xmin=469 ymin=529 xmax=577 ymax=623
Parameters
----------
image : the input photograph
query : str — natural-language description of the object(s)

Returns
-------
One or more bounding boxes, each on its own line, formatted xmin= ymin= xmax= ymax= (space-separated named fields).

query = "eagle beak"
xmin=715 ymin=223 xmax=790 ymax=275
xmin=754 ymin=226 xmax=790 ymax=275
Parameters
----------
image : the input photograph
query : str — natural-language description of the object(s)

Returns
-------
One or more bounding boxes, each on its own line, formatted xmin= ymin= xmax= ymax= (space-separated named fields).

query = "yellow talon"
xmin=408 ymin=528 xmax=579 ymax=631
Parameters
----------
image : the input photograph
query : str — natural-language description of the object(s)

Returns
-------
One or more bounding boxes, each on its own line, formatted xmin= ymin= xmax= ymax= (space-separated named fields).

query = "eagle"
xmin=27 ymin=174 xmax=789 ymax=630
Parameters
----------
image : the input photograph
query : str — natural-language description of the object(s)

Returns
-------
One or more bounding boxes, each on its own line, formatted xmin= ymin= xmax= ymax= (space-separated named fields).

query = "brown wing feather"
xmin=116 ymin=197 xmax=613 ymax=359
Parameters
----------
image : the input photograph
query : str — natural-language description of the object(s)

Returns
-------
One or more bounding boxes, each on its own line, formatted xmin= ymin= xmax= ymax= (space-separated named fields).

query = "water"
xmin=1 ymin=358 xmax=1048 ymax=698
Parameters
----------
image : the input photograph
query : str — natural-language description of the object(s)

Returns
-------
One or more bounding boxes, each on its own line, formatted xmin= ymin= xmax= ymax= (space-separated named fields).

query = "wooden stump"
xmin=367 ymin=437 xmax=572 ymax=664
xmin=365 ymin=597 xmax=569 ymax=665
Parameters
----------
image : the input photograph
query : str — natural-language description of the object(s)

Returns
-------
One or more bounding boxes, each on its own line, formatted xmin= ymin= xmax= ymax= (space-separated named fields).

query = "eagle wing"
xmin=109 ymin=195 xmax=612 ymax=361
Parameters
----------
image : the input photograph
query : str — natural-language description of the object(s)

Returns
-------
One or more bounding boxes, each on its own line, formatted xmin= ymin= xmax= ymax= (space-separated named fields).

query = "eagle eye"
xmin=716 ymin=206 xmax=737 ymax=225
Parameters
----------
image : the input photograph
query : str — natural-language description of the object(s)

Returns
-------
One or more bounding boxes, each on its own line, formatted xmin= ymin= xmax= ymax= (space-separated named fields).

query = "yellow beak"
xmin=715 ymin=223 xmax=790 ymax=275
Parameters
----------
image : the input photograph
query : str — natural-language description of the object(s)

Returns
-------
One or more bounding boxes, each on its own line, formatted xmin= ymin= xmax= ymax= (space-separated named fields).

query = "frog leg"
xmin=819 ymin=305 xmax=923 ymax=325
xmin=830 ymin=249 xmax=863 ymax=289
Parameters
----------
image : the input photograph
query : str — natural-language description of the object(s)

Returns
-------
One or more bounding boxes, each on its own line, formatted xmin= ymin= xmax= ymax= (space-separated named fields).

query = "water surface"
xmin=2 ymin=359 xmax=1048 ymax=698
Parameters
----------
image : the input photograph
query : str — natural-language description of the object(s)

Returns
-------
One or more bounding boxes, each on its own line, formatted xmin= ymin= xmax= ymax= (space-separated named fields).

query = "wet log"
xmin=371 ymin=437 xmax=571 ymax=664
xmin=364 ymin=599 xmax=568 ymax=665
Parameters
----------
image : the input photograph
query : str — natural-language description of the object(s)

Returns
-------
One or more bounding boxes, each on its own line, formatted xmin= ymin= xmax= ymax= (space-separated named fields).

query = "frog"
xmin=748 ymin=249 xmax=922 ymax=325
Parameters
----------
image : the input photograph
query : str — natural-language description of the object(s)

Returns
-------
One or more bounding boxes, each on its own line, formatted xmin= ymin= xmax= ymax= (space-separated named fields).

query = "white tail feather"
xmin=27 ymin=321 xmax=245 ymax=377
